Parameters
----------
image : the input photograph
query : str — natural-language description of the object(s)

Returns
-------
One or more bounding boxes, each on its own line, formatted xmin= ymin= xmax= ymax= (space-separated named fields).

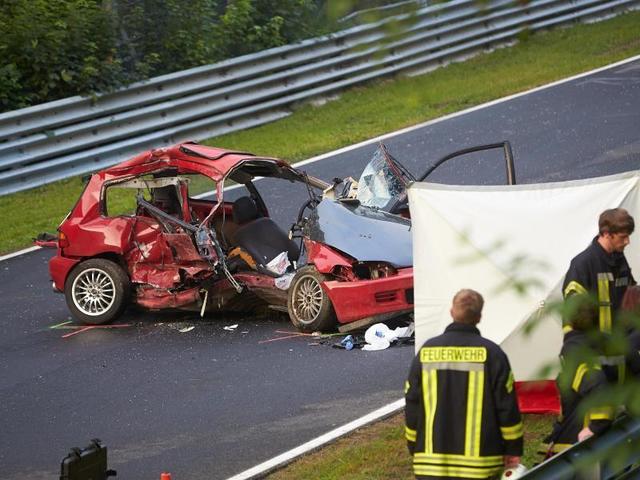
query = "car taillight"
xmin=58 ymin=231 xmax=69 ymax=248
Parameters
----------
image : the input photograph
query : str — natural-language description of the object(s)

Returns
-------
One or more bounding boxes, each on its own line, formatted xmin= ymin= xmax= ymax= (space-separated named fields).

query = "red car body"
xmin=44 ymin=142 xmax=414 ymax=331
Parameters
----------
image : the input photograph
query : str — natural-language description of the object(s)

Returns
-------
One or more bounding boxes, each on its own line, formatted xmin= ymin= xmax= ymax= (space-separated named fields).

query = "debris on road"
xmin=330 ymin=322 xmax=414 ymax=351
xmin=362 ymin=322 xmax=414 ymax=351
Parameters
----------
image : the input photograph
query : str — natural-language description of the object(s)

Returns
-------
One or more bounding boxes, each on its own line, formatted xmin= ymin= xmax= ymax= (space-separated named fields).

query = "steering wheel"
xmin=289 ymin=197 xmax=320 ymax=240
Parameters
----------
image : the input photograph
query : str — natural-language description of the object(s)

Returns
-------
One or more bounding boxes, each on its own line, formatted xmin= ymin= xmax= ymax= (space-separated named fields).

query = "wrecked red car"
xmin=43 ymin=142 xmax=414 ymax=332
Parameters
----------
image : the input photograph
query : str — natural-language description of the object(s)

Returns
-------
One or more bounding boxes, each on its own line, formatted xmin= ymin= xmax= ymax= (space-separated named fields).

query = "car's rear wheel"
xmin=287 ymin=266 xmax=336 ymax=332
xmin=65 ymin=258 xmax=130 ymax=325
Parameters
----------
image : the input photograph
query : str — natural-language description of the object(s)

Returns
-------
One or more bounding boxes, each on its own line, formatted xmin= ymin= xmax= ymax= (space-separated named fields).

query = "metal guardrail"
xmin=0 ymin=0 xmax=638 ymax=195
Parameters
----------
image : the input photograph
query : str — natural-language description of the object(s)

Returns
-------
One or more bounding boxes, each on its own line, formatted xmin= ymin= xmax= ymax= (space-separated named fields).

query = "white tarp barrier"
xmin=408 ymin=171 xmax=640 ymax=381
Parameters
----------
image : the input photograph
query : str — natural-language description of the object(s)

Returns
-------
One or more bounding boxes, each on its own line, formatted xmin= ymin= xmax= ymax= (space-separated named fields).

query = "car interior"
xmin=100 ymin=155 xmax=323 ymax=280
xmin=231 ymin=196 xmax=300 ymax=270
xmin=103 ymin=174 xmax=297 ymax=277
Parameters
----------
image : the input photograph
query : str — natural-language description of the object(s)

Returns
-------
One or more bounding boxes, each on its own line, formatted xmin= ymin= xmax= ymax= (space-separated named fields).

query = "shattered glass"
xmin=356 ymin=147 xmax=410 ymax=210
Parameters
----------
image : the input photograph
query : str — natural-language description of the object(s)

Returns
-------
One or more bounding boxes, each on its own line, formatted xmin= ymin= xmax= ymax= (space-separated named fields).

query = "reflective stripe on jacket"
xmin=545 ymin=330 xmax=613 ymax=451
xmin=405 ymin=323 xmax=523 ymax=479
xmin=562 ymin=237 xmax=634 ymax=333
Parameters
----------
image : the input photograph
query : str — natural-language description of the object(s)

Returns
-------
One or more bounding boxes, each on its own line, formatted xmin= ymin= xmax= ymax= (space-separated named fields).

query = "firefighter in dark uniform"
xmin=545 ymin=295 xmax=614 ymax=454
xmin=405 ymin=289 xmax=523 ymax=479
xmin=619 ymin=285 xmax=640 ymax=377
xmin=563 ymin=208 xmax=635 ymax=334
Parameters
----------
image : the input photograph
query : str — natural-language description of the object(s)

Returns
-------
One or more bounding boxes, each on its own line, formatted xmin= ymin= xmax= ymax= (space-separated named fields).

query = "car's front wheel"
xmin=64 ymin=258 xmax=130 ymax=325
xmin=287 ymin=266 xmax=336 ymax=332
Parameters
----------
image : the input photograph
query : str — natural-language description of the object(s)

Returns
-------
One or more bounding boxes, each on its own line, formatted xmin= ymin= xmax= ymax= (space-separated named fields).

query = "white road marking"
xmin=226 ymin=398 xmax=405 ymax=480
xmin=2 ymin=55 xmax=638 ymax=264
xmin=0 ymin=245 xmax=41 ymax=262
xmin=292 ymin=54 xmax=640 ymax=169
xmin=223 ymin=53 xmax=640 ymax=480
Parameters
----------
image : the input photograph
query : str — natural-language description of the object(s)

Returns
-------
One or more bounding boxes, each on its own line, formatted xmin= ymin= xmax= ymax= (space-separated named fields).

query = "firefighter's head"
xmin=451 ymin=289 xmax=484 ymax=325
xmin=598 ymin=208 xmax=634 ymax=253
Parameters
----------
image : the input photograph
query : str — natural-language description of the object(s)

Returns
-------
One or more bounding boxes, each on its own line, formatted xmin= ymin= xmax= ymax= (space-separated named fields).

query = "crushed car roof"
xmin=101 ymin=142 xmax=283 ymax=181
xmin=97 ymin=142 xmax=332 ymax=191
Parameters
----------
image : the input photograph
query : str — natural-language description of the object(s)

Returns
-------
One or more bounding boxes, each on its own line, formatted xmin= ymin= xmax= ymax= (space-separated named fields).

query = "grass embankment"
xmin=1 ymin=11 xmax=639 ymax=254
xmin=266 ymin=413 xmax=554 ymax=479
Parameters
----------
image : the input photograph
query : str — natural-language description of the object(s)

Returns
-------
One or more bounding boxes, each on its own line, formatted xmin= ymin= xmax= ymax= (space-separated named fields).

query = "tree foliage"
xmin=213 ymin=0 xmax=323 ymax=58
xmin=0 ymin=0 xmax=330 ymax=113
xmin=0 ymin=0 xmax=122 ymax=110
xmin=107 ymin=0 xmax=219 ymax=79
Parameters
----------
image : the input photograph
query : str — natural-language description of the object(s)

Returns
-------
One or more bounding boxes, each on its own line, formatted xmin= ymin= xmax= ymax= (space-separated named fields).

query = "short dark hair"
xmin=599 ymin=208 xmax=635 ymax=235
xmin=451 ymin=289 xmax=484 ymax=325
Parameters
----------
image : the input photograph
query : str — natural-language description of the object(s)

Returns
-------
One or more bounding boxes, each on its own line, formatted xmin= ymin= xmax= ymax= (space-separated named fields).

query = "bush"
xmin=0 ymin=0 xmax=122 ymax=111
xmin=213 ymin=0 xmax=325 ymax=58
xmin=0 ymin=0 xmax=331 ymax=113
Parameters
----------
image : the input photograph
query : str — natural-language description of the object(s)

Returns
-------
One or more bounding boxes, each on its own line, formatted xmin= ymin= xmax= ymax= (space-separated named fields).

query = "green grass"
xmin=266 ymin=413 xmax=554 ymax=479
xmin=2 ymin=11 xmax=640 ymax=254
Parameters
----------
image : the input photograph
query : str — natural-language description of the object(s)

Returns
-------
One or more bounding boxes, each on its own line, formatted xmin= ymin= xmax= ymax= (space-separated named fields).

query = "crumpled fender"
xmin=136 ymin=285 xmax=201 ymax=309
xmin=305 ymin=240 xmax=352 ymax=274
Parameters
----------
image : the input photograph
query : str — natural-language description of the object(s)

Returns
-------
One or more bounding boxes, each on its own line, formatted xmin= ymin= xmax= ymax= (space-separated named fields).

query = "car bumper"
xmin=322 ymin=267 xmax=413 ymax=323
xmin=50 ymin=255 xmax=81 ymax=292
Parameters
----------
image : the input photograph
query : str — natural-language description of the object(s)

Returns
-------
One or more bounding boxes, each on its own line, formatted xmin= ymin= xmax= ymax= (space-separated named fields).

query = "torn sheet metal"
xmin=305 ymin=199 xmax=412 ymax=268
xmin=136 ymin=286 xmax=201 ymax=309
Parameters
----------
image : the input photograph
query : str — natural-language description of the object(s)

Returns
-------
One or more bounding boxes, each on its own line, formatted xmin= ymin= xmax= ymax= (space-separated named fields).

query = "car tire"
xmin=64 ymin=258 xmax=130 ymax=325
xmin=287 ymin=265 xmax=336 ymax=332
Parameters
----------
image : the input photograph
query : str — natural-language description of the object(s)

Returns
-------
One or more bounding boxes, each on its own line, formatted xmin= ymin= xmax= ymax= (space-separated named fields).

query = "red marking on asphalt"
xmin=61 ymin=324 xmax=132 ymax=339
xmin=258 ymin=331 xmax=310 ymax=344
xmin=274 ymin=330 xmax=314 ymax=336
xmin=61 ymin=327 xmax=95 ymax=338
xmin=260 ymin=330 xmax=344 ymax=344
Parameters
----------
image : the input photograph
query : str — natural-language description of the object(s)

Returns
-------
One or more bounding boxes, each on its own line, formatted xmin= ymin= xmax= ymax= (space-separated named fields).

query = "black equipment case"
xmin=60 ymin=439 xmax=116 ymax=480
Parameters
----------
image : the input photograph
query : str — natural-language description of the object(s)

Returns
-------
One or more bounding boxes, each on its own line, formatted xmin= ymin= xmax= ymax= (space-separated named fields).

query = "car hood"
xmin=305 ymin=199 xmax=412 ymax=268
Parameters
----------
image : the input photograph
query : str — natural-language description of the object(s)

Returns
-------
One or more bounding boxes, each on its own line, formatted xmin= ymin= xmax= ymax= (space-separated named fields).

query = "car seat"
xmin=152 ymin=185 xmax=183 ymax=217
xmin=232 ymin=196 xmax=300 ymax=273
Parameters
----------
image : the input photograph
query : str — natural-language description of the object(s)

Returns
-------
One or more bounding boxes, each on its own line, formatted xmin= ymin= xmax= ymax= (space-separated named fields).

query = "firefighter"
xmin=619 ymin=285 xmax=640 ymax=377
xmin=563 ymin=208 xmax=635 ymax=334
xmin=544 ymin=295 xmax=614 ymax=454
xmin=405 ymin=289 xmax=523 ymax=479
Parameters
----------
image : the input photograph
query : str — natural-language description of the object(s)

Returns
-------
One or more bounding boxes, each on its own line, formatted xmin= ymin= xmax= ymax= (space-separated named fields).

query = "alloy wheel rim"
xmin=293 ymin=276 xmax=323 ymax=324
xmin=72 ymin=268 xmax=116 ymax=316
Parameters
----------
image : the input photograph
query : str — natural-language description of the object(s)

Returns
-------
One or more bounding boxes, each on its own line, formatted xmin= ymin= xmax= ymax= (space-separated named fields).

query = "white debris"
xmin=362 ymin=323 xmax=413 ymax=351
xmin=266 ymin=251 xmax=290 ymax=276
xmin=274 ymin=272 xmax=294 ymax=290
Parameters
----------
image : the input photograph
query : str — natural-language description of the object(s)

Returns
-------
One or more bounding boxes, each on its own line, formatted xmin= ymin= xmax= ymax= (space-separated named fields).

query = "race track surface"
xmin=1 ymin=58 xmax=638 ymax=479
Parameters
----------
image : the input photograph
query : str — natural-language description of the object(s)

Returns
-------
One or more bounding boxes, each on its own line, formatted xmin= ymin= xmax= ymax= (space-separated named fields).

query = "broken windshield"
xmin=356 ymin=145 xmax=414 ymax=210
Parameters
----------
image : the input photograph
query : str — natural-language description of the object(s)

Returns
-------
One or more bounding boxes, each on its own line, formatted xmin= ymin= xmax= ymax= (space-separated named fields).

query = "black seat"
xmin=233 ymin=196 xmax=260 ymax=224
xmin=232 ymin=196 xmax=300 ymax=271
xmin=152 ymin=185 xmax=182 ymax=217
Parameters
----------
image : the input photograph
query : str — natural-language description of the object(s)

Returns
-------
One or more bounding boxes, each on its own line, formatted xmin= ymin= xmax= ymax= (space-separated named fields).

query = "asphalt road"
xmin=1 ymin=57 xmax=638 ymax=479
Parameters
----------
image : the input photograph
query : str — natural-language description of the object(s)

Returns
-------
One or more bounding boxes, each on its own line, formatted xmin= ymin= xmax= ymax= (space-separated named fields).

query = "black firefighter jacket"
xmin=405 ymin=323 xmax=523 ymax=479
xmin=544 ymin=330 xmax=613 ymax=453
xmin=563 ymin=237 xmax=634 ymax=333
